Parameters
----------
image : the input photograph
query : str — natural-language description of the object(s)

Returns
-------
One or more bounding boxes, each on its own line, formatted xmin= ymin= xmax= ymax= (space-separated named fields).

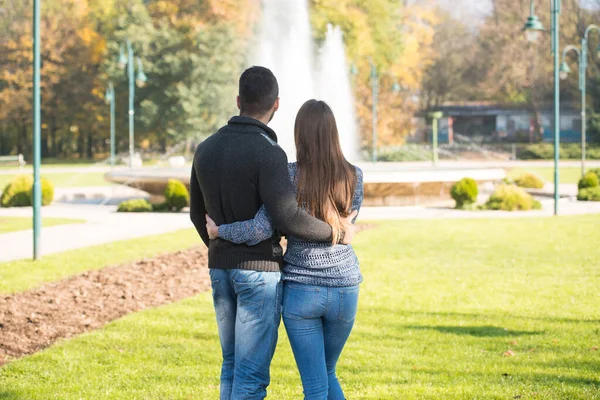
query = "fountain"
xmin=252 ymin=0 xmax=358 ymax=160
xmin=316 ymin=24 xmax=359 ymax=161
xmin=105 ymin=0 xmax=506 ymax=206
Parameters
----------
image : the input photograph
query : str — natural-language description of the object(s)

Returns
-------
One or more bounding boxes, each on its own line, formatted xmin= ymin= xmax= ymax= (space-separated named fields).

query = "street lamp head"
xmin=104 ymin=86 xmax=113 ymax=105
xmin=135 ymin=58 xmax=148 ymax=88
xmin=523 ymin=15 xmax=545 ymax=43
xmin=118 ymin=44 xmax=128 ymax=69
xmin=559 ymin=61 xmax=571 ymax=80
xmin=136 ymin=71 xmax=148 ymax=88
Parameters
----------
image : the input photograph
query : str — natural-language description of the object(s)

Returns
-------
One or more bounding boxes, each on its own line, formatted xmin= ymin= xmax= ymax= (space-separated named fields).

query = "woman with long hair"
xmin=206 ymin=99 xmax=363 ymax=400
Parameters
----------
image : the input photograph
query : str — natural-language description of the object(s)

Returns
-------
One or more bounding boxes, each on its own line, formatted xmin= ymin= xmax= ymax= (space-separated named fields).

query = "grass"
xmin=0 ymin=217 xmax=85 ymax=234
xmin=0 ymin=172 xmax=111 ymax=188
xmin=0 ymin=228 xmax=199 ymax=294
xmin=508 ymin=167 xmax=584 ymax=184
xmin=1 ymin=217 xmax=600 ymax=399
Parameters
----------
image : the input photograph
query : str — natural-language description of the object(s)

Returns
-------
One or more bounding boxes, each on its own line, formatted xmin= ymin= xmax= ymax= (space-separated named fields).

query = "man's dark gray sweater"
xmin=190 ymin=116 xmax=333 ymax=272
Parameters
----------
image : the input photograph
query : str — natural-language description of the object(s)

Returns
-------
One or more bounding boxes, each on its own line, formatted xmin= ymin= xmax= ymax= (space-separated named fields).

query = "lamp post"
xmin=560 ymin=26 xmax=600 ymax=177
xmin=32 ymin=0 xmax=42 ymax=260
xmin=351 ymin=61 xmax=401 ymax=162
xmin=105 ymin=82 xmax=116 ymax=167
xmin=429 ymin=112 xmax=443 ymax=166
xmin=370 ymin=61 xmax=378 ymax=162
xmin=118 ymin=40 xmax=147 ymax=169
xmin=523 ymin=0 xmax=561 ymax=216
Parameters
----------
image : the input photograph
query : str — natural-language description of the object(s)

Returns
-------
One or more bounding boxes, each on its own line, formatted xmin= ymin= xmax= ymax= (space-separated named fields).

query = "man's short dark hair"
xmin=239 ymin=66 xmax=279 ymax=117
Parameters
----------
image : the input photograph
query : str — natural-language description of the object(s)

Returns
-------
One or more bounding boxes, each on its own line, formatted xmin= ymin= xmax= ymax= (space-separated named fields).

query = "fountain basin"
xmin=105 ymin=164 xmax=507 ymax=206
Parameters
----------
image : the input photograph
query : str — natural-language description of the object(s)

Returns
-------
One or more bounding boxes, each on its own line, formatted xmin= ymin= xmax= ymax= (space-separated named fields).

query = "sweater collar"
xmin=228 ymin=116 xmax=279 ymax=143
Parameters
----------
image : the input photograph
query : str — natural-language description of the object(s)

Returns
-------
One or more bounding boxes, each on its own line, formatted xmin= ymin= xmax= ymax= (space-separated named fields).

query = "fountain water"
xmin=252 ymin=0 xmax=316 ymax=160
xmin=316 ymin=24 xmax=358 ymax=161
xmin=252 ymin=0 xmax=358 ymax=161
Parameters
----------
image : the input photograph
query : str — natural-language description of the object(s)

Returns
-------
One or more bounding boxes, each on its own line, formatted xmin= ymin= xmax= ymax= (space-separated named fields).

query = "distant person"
xmin=206 ymin=99 xmax=364 ymax=400
xmin=189 ymin=67 xmax=357 ymax=400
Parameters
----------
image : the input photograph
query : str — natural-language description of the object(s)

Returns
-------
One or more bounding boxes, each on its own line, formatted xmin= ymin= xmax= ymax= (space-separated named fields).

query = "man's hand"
xmin=206 ymin=214 xmax=219 ymax=240
xmin=341 ymin=210 xmax=358 ymax=245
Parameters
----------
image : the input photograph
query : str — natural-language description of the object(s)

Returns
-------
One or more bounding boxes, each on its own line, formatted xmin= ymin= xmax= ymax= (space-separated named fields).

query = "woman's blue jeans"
xmin=282 ymin=281 xmax=360 ymax=400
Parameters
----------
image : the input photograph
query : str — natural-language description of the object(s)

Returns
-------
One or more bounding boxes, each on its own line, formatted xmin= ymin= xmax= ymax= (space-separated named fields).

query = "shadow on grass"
xmin=405 ymin=325 xmax=544 ymax=337
xmin=0 ymin=392 xmax=26 ymax=400
xmin=364 ymin=307 xmax=600 ymax=325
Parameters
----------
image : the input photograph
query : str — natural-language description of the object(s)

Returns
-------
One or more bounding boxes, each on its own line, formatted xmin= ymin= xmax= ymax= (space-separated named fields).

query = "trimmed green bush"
xmin=27 ymin=177 xmax=54 ymax=206
xmin=484 ymin=185 xmax=542 ymax=211
xmin=577 ymin=186 xmax=600 ymax=201
xmin=117 ymin=199 xmax=153 ymax=213
xmin=588 ymin=168 xmax=600 ymax=178
xmin=450 ymin=178 xmax=479 ymax=209
xmin=164 ymin=179 xmax=189 ymax=212
xmin=151 ymin=202 xmax=170 ymax=212
xmin=514 ymin=173 xmax=544 ymax=189
xmin=578 ymin=172 xmax=599 ymax=190
xmin=1 ymin=175 xmax=34 ymax=207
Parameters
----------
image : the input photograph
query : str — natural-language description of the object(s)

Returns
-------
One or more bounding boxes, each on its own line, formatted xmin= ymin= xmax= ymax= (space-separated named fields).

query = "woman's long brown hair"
xmin=294 ymin=100 xmax=356 ymax=244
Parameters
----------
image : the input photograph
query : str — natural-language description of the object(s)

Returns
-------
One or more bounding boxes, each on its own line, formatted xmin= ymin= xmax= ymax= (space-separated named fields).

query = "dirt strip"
xmin=0 ymin=247 xmax=210 ymax=365
xmin=0 ymin=225 xmax=374 ymax=365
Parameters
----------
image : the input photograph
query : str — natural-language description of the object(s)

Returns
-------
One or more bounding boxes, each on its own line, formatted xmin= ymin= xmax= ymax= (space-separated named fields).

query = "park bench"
xmin=0 ymin=154 xmax=26 ymax=168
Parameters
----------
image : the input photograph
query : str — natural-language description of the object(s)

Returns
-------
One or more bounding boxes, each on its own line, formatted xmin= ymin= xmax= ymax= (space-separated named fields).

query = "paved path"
xmin=2 ymin=198 xmax=600 ymax=263
xmin=0 ymin=204 xmax=193 ymax=262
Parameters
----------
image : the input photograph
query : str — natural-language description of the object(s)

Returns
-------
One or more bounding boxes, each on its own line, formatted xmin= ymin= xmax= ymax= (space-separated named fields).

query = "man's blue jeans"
xmin=282 ymin=282 xmax=360 ymax=400
xmin=209 ymin=269 xmax=282 ymax=400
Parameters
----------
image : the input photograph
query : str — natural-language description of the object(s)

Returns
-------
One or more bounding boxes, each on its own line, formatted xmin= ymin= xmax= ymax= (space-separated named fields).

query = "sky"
xmin=434 ymin=0 xmax=493 ymax=21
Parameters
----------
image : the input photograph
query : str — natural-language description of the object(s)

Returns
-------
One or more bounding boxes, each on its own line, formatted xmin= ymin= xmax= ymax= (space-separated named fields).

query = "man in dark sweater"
xmin=189 ymin=66 xmax=355 ymax=400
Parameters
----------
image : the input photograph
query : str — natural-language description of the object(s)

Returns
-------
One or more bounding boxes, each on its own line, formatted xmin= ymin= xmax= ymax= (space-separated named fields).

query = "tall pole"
xmin=552 ymin=0 xmax=561 ymax=216
xmin=581 ymin=41 xmax=587 ymax=177
xmin=109 ymin=82 xmax=116 ymax=167
xmin=32 ymin=0 xmax=42 ymax=260
xmin=429 ymin=112 xmax=443 ymax=166
xmin=127 ymin=41 xmax=135 ymax=169
xmin=432 ymin=118 xmax=439 ymax=166
xmin=371 ymin=62 xmax=378 ymax=163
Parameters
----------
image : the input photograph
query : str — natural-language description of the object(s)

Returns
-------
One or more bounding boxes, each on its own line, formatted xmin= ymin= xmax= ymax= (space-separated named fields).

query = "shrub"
xmin=1 ymin=175 xmax=34 ymax=207
xmin=450 ymin=178 xmax=479 ymax=209
xmin=151 ymin=202 xmax=170 ymax=212
xmin=514 ymin=173 xmax=544 ymax=189
xmin=577 ymin=186 xmax=600 ymax=201
xmin=164 ymin=179 xmax=189 ymax=212
xmin=117 ymin=199 xmax=153 ymax=212
xmin=28 ymin=177 xmax=54 ymax=206
xmin=588 ymin=168 xmax=600 ymax=178
xmin=578 ymin=172 xmax=599 ymax=190
xmin=517 ymin=144 xmax=600 ymax=160
xmin=484 ymin=185 xmax=542 ymax=211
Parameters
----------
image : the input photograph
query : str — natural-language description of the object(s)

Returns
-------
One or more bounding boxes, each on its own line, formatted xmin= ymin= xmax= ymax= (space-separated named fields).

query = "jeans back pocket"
xmin=233 ymin=278 xmax=267 ymax=324
xmin=338 ymin=286 xmax=359 ymax=324
xmin=283 ymin=283 xmax=322 ymax=320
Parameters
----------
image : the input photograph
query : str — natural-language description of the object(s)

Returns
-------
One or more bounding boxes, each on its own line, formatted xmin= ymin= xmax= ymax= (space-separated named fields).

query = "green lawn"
xmin=0 ymin=172 xmax=111 ymax=188
xmin=0 ymin=228 xmax=199 ymax=294
xmin=0 ymin=217 xmax=84 ymax=235
xmin=1 ymin=217 xmax=599 ymax=399
xmin=508 ymin=167 xmax=585 ymax=184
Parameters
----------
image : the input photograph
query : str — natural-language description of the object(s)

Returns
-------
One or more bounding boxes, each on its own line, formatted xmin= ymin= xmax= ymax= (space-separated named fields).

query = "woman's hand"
xmin=341 ymin=210 xmax=358 ymax=245
xmin=206 ymin=214 xmax=219 ymax=240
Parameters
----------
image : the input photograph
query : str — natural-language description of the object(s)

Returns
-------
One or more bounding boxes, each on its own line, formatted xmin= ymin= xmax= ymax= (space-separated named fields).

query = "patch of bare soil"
xmin=0 ymin=225 xmax=375 ymax=365
xmin=0 ymin=247 xmax=210 ymax=365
